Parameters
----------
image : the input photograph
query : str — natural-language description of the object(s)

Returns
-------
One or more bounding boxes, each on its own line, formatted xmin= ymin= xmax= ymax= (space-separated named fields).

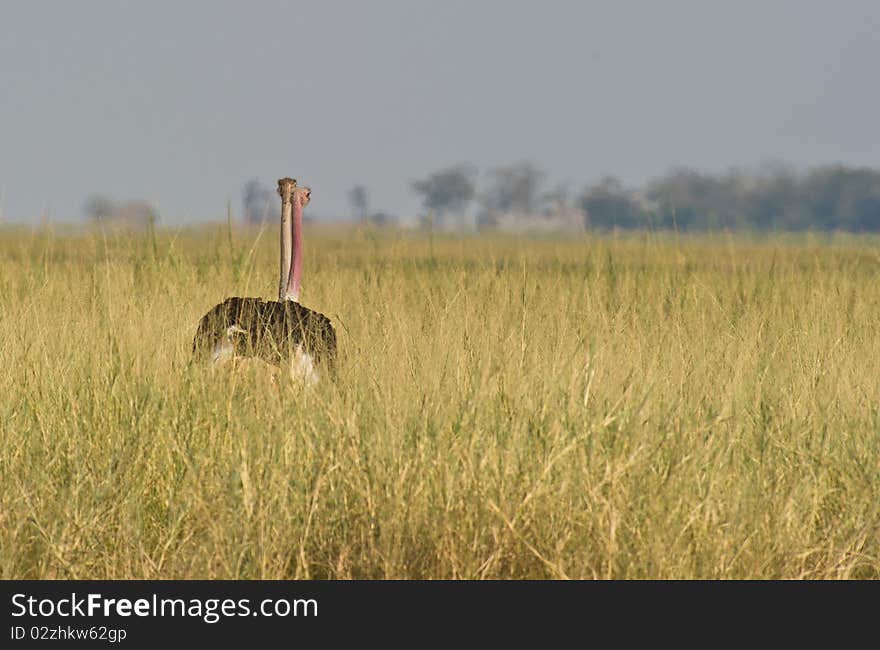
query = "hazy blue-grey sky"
xmin=1 ymin=0 xmax=878 ymax=223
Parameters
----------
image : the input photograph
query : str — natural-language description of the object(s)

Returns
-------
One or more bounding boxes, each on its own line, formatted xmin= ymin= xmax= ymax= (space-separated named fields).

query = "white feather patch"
xmin=291 ymin=343 xmax=319 ymax=386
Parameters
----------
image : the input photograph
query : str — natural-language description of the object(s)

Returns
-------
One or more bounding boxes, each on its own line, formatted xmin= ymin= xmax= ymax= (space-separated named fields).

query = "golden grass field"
xmin=1 ymin=225 xmax=878 ymax=579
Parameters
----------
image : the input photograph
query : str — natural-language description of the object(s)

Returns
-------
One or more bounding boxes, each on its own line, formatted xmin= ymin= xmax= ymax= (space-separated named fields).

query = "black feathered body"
xmin=192 ymin=297 xmax=336 ymax=368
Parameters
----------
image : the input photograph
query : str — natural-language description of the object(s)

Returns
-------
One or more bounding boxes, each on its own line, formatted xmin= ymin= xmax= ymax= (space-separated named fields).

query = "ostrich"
xmin=192 ymin=177 xmax=336 ymax=381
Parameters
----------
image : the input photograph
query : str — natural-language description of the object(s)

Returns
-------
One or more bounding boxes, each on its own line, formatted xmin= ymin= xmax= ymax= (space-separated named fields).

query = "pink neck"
xmin=285 ymin=198 xmax=303 ymax=301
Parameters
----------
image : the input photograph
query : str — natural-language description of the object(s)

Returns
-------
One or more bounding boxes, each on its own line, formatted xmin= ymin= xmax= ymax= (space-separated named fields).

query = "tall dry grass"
xmin=1 ymin=225 xmax=878 ymax=578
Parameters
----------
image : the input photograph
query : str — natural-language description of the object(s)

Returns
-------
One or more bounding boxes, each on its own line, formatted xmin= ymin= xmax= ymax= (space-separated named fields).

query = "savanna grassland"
xmin=1 ymin=225 xmax=878 ymax=579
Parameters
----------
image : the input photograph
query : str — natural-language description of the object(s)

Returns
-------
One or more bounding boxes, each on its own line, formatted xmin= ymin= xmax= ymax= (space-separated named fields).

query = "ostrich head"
xmin=277 ymin=178 xmax=311 ymax=302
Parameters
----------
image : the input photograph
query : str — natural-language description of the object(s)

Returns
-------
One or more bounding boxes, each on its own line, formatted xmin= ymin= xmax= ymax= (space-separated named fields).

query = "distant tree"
xmin=646 ymin=168 xmax=749 ymax=230
xmin=801 ymin=165 xmax=880 ymax=231
xmin=83 ymin=195 xmax=116 ymax=221
xmin=348 ymin=185 xmax=369 ymax=222
xmin=411 ymin=164 xmax=476 ymax=221
xmin=747 ymin=166 xmax=803 ymax=230
xmin=579 ymin=177 xmax=648 ymax=229
xmin=242 ymin=179 xmax=274 ymax=224
xmin=484 ymin=161 xmax=546 ymax=215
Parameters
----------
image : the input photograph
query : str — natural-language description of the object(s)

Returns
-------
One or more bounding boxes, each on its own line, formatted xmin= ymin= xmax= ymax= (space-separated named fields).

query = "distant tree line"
xmin=582 ymin=165 xmax=880 ymax=232
xmin=407 ymin=162 xmax=880 ymax=232
xmin=236 ymin=162 xmax=880 ymax=232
